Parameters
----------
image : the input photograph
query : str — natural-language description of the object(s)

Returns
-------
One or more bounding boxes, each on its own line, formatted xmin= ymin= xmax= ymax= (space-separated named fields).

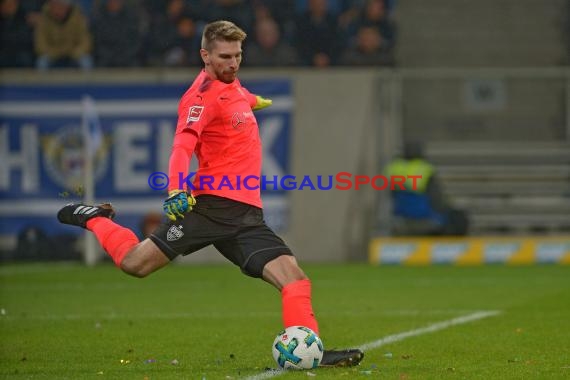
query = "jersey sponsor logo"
xmin=231 ymin=111 xmax=245 ymax=130
xmin=167 ymin=225 xmax=184 ymax=241
xmin=187 ymin=105 xmax=204 ymax=124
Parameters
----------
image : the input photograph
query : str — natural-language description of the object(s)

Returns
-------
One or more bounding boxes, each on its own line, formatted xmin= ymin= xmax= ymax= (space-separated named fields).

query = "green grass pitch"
xmin=1 ymin=263 xmax=569 ymax=379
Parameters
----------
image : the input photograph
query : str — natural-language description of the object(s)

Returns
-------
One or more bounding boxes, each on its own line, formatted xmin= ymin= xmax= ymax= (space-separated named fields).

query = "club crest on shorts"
xmin=187 ymin=105 xmax=204 ymax=124
xmin=167 ymin=225 xmax=184 ymax=241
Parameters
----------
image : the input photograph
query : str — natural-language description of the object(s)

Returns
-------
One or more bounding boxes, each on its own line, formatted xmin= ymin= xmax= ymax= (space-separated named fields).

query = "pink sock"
xmin=86 ymin=217 xmax=139 ymax=266
xmin=281 ymin=279 xmax=319 ymax=335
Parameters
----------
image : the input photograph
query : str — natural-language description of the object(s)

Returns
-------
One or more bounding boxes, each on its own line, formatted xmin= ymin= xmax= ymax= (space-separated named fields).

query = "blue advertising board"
xmin=0 ymin=80 xmax=292 ymax=239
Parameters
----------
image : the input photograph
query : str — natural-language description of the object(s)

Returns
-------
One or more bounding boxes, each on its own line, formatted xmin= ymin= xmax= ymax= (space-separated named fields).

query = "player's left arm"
xmin=242 ymin=87 xmax=272 ymax=111
xmin=253 ymin=95 xmax=272 ymax=111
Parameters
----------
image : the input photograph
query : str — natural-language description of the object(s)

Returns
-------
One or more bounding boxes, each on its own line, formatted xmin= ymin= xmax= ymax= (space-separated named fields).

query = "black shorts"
xmin=150 ymin=195 xmax=293 ymax=278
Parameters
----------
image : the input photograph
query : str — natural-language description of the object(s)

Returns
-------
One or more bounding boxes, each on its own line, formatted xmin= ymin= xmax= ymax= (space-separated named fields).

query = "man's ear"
xmin=200 ymin=48 xmax=210 ymax=65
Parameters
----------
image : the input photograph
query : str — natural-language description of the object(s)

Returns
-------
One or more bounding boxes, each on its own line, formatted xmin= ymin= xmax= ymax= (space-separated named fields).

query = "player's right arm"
xmin=163 ymin=92 xmax=214 ymax=221
xmin=164 ymin=131 xmax=198 ymax=221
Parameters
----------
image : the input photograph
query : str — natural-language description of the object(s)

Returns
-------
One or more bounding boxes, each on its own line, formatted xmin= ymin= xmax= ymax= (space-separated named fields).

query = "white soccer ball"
xmin=272 ymin=326 xmax=324 ymax=370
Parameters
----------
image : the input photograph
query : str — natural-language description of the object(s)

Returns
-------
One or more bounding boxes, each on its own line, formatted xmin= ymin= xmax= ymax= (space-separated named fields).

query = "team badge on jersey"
xmin=187 ymin=105 xmax=204 ymax=124
xmin=167 ymin=225 xmax=184 ymax=241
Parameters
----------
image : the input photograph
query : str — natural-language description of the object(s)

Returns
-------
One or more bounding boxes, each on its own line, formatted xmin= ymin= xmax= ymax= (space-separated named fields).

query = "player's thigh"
xmin=214 ymin=224 xmax=293 ymax=278
xmin=150 ymin=210 xmax=236 ymax=260
xmin=120 ymin=238 xmax=170 ymax=277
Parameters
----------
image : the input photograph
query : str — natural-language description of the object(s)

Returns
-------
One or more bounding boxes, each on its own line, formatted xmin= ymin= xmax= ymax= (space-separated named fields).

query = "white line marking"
xmin=357 ymin=310 xmax=501 ymax=351
xmin=244 ymin=369 xmax=284 ymax=380
xmin=243 ymin=310 xmax=501 ymax=380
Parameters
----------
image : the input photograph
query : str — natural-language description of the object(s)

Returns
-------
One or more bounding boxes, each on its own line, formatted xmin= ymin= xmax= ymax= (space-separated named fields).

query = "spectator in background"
xmin=66 ymin=0 xmax=91 ymax=17
xmin=141 ymin=0 xmax=163 ymax=14
xmin=164 ymin=15 xmax=201 ymax=66
xmin=339 ymin=25 xmax=393 ymax=66
xmin=350 ymin=0 xmax=395 ymax=48
xmin=204 ymin=0 xmax=254 ymax=31
xmin=0 ymin=0 xmax=35 ymax=67
xmin=294 ymin=0 xmax=342 ymax=14
xmin=252 ymin=0 xmax=296 ymax=41
xmin=246 ymin=17 xmax=298 ymax=66
xmin=295 ymin=0 xmax=340 ymax=67
xmin=146 ymin=0 xmax=201 ymax=67
xmin=385 ymin=141 xmax=469 ymax=236
xmin=19 ymin=0 xmax=47 ymax=27
xmin=338 ymin=0 xmax=366 ymax=24
xmin=92 ymin=0 xmax=142 ymax=67
xmin=34 ymin=0 xmax=93 ymax=70
xmin=251 ymin=1 xmax=272 ymax=23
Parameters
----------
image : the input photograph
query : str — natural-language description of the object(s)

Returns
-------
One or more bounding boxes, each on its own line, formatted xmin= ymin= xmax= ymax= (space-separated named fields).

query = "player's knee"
xmin=120 ymin=255 xmax=150 ymax=278
xmin=259 ymin=253 xmax=308 ymax=288
xmin=119 ymin=241 xmax=170 ymax=278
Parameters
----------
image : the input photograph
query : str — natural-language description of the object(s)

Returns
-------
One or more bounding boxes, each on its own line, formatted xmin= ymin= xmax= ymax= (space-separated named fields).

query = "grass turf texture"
xmin=1 ymin=263 xmax=569 ymax=379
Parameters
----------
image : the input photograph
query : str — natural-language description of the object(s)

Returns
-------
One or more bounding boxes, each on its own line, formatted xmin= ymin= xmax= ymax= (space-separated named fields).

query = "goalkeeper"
xmin=58 ymin=20 xmax=363 ymax=368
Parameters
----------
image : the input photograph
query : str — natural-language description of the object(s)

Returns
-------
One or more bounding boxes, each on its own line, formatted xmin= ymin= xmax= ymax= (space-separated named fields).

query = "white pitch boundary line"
xmin=357 ymin=310 xmax=501 ymax=351
xmin=243 ymin=310 xmax=501 ymax=380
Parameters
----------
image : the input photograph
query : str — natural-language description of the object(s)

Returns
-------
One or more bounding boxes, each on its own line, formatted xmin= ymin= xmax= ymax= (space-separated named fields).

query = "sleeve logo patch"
xmin=187 ymin=105 xmax=204 ymax=123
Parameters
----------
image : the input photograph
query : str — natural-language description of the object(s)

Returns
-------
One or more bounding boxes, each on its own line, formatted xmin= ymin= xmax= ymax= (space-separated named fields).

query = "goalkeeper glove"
xmin=163 ymin=190 xmax=196 ymax=221
xmin=252 ymin=95 xmax=272 ymax=111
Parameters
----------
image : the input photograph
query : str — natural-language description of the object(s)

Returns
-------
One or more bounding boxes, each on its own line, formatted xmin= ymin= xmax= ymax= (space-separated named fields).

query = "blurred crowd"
xmin=0 ymin=0 xmax=396 ymax=70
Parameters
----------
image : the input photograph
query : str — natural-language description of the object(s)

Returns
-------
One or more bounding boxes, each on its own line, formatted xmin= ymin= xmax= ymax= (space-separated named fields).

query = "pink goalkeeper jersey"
xmin=168 ymin=70 xmax=263 ymax=208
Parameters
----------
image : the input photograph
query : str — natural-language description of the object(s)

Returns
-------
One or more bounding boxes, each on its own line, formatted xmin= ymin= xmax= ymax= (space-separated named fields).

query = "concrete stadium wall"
xmin=281 ymin=70 xmax=381 ymax=262
xmin=400 ymin=72 xmax=567 ymax=142
xmin=395 ymin=0 xmax=569 ymax=67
